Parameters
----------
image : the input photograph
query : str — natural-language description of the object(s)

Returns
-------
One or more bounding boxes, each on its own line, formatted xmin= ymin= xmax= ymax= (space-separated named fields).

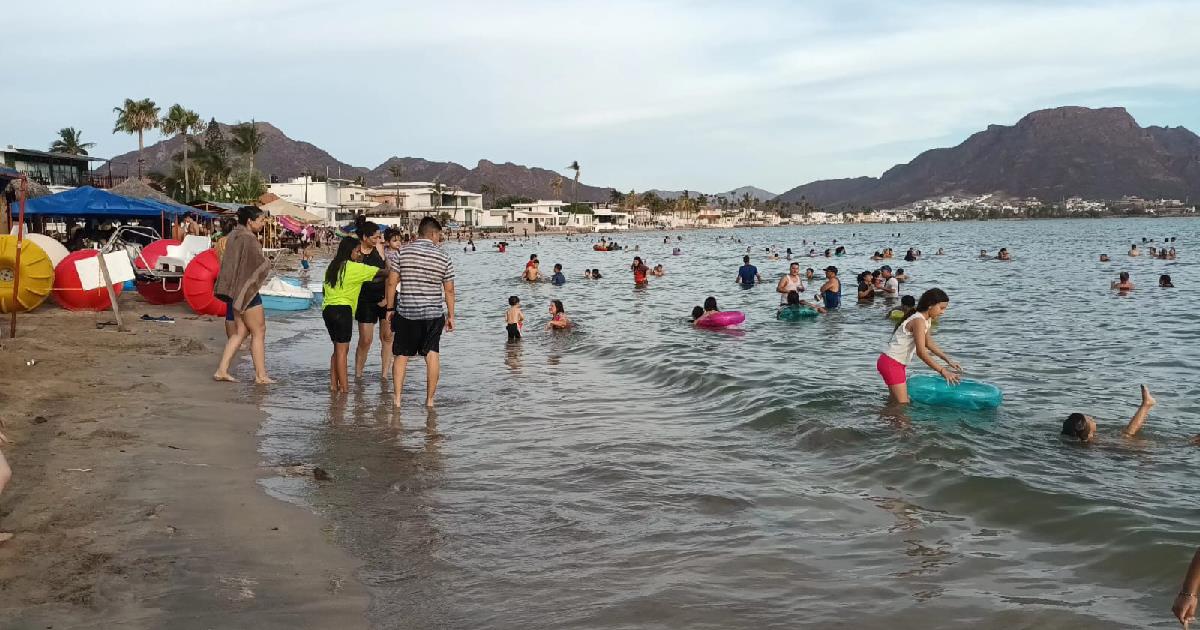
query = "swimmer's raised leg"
xmin=1121 ymin=385 xmax=1156 ymax=437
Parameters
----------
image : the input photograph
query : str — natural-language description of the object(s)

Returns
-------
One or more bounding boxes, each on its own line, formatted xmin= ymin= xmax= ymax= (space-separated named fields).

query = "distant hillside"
xmin=366 ymin=157 xmax=616 ymax=202
xmin=108 ymin=122 xmax=616 ymax=202
xmin=649 ymin=185 xmax=777 ymax=202
xmin=109 ymin=121 xmax=365 ymax=182
xmin=777 ymin=106 xmax=1200 ymax=209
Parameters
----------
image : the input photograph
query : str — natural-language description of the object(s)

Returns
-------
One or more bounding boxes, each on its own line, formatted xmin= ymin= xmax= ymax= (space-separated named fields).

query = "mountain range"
xmin=110 ymin=106 xmax=1200 ymax=210
xmin=109 ymin=122 xmax=617 ymax=202
xmin=777 ymin=106 xmax=1200 ymax=208
xmin=648 ymin=186 xmax=777 ymax=202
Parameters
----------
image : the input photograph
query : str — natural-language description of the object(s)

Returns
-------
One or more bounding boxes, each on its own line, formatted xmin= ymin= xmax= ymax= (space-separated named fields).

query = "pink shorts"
xmin=876 ymin=353 xmax=907 ymax=386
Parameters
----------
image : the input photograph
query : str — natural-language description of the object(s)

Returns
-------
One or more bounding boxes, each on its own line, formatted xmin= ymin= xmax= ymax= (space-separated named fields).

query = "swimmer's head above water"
xmin=1061 ymin=412 xmax=1097 ymax=442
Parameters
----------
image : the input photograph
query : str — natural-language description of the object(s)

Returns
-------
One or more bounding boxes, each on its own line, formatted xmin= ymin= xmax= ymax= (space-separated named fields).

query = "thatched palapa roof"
xmin=364 ymin=201 xmax=398 ymax=216
xmin=110 ymin=177 xmax=185 ymax=207
xmin=1 ymin=179 xmax=52 ymax=200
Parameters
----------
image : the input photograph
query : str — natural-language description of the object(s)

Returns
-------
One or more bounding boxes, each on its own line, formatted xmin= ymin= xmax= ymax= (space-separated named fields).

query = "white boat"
xmin=260 ymin=277 xmax=314 ymax=311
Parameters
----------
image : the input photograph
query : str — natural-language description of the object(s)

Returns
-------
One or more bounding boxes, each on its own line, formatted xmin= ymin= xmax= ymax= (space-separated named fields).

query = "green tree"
xmin=49 ymin=127 xmax=95 ymax=155
xmin=608 ymin=188 xmax=623 ymax=206
xmin=112 ymin=97 xmax=160 ymax=178
xmin=159 ymin=104 xmax=203 ymax=201
xmin=387 ymin=162 xmax=405 ymax=182
xmin=230 ymin=121 xmax=264 ymax=188
xmin=202 ymin=118 xmax=227 ymax=164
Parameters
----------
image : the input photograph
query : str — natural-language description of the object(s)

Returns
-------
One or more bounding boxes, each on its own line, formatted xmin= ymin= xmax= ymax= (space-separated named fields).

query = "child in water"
xmin=1060 ymin=385 xmax=1158 ymax=444
xmin=886 ymin=295 xmax=916 ymax=321
xmin=547 ymin=300 xmax=571 ymax=330
xmin=1160 ymin=274 xmax=1174 ymax=288
xmin=876 ymin=288 xmax=962 ymax=404
xmin=506 ymin=296 xmax=524 ymax=341
xmin=777 ymin=290 xmax=826 ymax=318
xmin=322 ymin=237 xmax=388 ymax=393
xmin=1112 ymin=271 xmax=1135 ymax=291
xmin=300 ymin=244 xmax=312 ymax=270
xmin=691 ymin=296 xmax=720 ymax=325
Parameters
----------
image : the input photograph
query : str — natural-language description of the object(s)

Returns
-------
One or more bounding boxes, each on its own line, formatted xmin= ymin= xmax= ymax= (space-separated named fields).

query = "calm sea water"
xmin=251 ymin=218 xmax=1198 ymax=629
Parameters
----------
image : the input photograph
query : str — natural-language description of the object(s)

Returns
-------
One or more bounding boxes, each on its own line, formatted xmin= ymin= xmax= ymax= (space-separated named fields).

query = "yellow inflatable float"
xmin=0 ymin=235 xmax=54 ymax=313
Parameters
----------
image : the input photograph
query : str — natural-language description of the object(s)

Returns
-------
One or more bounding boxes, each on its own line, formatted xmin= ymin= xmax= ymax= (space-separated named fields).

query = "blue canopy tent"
xmin=10 ymin=186 xmax=203 ymax=218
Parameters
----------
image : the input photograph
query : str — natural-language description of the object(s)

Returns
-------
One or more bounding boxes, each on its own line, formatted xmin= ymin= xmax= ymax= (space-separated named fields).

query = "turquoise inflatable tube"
xmin=777 ymin=306 xmax=818 ymax=321
xmin=907 ymin=375 xmax=1003 ymax=410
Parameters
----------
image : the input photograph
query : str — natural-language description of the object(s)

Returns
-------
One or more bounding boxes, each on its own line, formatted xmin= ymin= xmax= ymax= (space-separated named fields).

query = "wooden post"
xmin=8 ymin=178 xmax=27 ymax=339
xmin=95 ymin=251 xmax=126 ymax=332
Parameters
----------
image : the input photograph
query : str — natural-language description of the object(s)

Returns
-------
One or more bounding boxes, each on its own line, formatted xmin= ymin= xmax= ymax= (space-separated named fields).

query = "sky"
xmin=5 ymin=0 xmax=1200 ymax=194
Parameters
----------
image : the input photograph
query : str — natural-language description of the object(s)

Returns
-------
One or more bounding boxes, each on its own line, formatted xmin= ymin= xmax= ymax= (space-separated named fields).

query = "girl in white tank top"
xmin=884 ymin=312 xmax=925 ymax=365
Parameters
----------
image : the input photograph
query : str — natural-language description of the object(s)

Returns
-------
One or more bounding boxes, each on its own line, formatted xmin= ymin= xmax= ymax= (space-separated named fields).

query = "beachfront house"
xmin=1 ymin=146 xmax=104 ymax=191
xmin=696 ymin=207 xmax=732 ymax=227
xmin=565 ymin=206 xmax=630 ymax=232
xmin=267 ymin=176 xmax=367 ymax=225
xmin=366 ymin=182 xmax=485 ymax=228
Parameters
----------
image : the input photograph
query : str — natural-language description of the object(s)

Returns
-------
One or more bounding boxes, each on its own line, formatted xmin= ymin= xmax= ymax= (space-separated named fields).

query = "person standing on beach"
xmin=385 ymin=217 xmax=455 ymax=409
xmin=353 ymin=221 xmax=389 ymax=379
xmin=776 ymin=262 xmax=804 ymax=304
xmin=735 ymin=255 xmax=761 ymax=287
xmin=213 ymin=206 xmax=274 ymax=384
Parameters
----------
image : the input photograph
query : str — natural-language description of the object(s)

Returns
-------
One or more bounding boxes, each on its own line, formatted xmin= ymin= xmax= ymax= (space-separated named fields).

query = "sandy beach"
xmin=0 ymin=298 xmax=367 ymax=629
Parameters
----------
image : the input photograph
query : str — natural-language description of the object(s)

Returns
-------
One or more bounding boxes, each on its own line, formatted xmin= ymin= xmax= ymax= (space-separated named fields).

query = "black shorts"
xmin=391 ymin=315 xmax=445 ymax=357
xmin=322 ymin=305 xmax=354 ymax=344
xmin=506 ymin=323 xmax=521 ymax=340
xmin=355 ymin=298 xmax=386 ymax=324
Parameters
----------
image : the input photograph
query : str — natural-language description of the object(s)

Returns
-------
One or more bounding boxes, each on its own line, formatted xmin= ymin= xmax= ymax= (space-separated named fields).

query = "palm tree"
xmin=479 ymin=183 xmax=494 ymax=209
xmin=159 ymin=104 xmax=202 ymax=201
xmin=386 ymin=162 xmax=405 ymax=206
xmin=566 ymin=160 xmax=580 ymax=203
xmin=230 ymin=121 xmax=264 ymax=187
xmin=113 ymin=98 xmax=160 ymax=178
xmin=49 ymin=127 xmax=95 ymax=155
xmin=608 ymin=188 xmax=623 ymax=206
xmin=551 ymin=176 xmax=563 ymax=201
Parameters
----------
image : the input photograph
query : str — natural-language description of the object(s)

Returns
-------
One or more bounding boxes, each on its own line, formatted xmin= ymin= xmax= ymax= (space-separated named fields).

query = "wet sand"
xmin=0 ymin=298 xmax=367 ymax=629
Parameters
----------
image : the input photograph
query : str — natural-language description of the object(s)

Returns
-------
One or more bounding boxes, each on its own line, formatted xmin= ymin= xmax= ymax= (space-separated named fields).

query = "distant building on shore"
xmin=267 ymin=176 xmax=370 ymax=225
xmin=1 ymin=145 xmax=106 ymax=191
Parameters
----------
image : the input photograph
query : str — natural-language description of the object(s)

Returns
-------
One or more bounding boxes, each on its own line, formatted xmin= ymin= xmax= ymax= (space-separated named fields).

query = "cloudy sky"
xmin=5 ymin=0 xmax=1199 ymax=193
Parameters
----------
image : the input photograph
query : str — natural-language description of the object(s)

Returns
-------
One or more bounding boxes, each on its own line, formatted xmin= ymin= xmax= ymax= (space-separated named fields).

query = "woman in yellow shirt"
xmin=323 ymin=238 xmax=387 ymax=393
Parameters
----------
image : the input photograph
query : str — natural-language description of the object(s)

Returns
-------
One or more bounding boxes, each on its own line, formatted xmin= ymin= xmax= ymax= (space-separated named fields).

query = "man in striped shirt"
xmin=385 ymin=217 xmax=456 ymax=408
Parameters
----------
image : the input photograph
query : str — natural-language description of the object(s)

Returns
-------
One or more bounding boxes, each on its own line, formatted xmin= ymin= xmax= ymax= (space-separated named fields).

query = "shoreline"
xmin=0 ymin=299 xmax=368 ymax=628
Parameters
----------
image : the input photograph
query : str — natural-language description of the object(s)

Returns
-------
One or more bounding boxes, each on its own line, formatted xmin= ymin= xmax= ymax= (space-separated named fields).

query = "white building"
xmin=366 ymin=182 xmax=485 ymax=227
xmin=267 ymin=176 xmax=369 ymax=225
xmin=565 ymin=207 xmax=630 ymax=232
